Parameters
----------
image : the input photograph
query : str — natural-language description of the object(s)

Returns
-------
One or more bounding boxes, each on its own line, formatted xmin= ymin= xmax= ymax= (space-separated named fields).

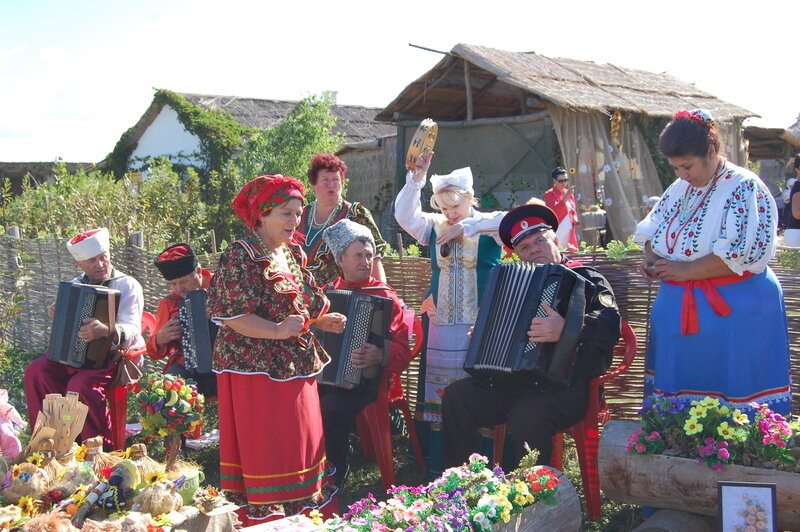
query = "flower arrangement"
xmin=137 ymin=372 xmax=205 ymax=471
xmin=323 ymin=448 xmax=560 ymax=531
xmin=629 ymin=395 xmax=799 ymax=471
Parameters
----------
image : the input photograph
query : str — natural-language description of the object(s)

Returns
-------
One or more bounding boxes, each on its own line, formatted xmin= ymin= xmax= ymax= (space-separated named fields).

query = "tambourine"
xmin=405 ymin=118 xmax=438 ymax=170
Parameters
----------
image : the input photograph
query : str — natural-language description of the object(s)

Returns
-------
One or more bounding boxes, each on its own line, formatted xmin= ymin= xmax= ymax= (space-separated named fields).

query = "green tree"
xmin=236 ymin=94 xmax=344 ymax=194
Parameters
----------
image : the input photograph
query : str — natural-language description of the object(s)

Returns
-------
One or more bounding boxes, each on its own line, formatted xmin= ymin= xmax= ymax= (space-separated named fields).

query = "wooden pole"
xmin=464 ymin=59 xmax=473 ymax=121
xmin=210 ymin=230 xmax=217 ymax=254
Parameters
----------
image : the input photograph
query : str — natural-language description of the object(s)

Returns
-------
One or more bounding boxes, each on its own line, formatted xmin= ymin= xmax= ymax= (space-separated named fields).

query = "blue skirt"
xmin=644 ymin=268 xmax=791 ymax=415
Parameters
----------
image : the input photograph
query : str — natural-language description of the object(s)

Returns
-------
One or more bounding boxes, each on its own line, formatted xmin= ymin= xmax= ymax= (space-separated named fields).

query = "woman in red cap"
xmin=207 ymin=175 xmax=345 ymax=525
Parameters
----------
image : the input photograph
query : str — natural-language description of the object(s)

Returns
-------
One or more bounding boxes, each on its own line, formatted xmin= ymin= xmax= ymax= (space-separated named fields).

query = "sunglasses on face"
xmin=557 ymin=178 xmax=569 ymax=183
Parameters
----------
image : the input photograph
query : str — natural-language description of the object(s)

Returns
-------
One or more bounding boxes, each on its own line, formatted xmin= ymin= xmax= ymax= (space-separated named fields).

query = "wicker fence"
xmin=1 ymin=236 xmax=798 ymax=419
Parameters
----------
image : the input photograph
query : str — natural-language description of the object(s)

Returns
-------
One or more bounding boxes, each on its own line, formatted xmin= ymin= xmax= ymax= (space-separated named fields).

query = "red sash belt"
xmin=666 ymin=272 xmax=753 ymax=335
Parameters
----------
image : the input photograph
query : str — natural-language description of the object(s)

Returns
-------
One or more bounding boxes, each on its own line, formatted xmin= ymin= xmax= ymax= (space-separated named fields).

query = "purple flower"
xmin=717 ymin=448 xmax=730 ymax=460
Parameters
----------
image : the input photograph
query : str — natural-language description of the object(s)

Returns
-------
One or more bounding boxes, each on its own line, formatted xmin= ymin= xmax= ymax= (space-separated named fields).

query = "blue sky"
xmin=1 ymin=0 xmax=797 ymax=162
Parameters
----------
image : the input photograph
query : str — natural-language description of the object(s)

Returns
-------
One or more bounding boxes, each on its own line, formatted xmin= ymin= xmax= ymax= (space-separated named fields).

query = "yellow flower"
xmin=26 ymin=452 xmax=43 ymax=467
xmin=733 ymin=409 xmax=750 ymax=425
xmin=11 ymin=464 xmax=21 ymax=479
xmin=147 ymin=471 xmax=168 ymax=484
xmin=717 ymin=422 xmax=736 ymax=440
xmin=72 ymin=485 xmax=89 ymax=506
xmin=501 ymin=510 xmax=511 ymax=522
xmin=689 ymin=405 xmax=708 ymax=418
xmin=717 ymin=405 xmax=730 ymax=416
xmin=74 ymin=444 xmax=87 ymax=462
xmin=308 ymin=509 xmax=323 ymax=525
xmin=498 ymin=484 xmax=510 ymax=496
xmin=684 ymin=418 xmax=703 ymax=435
xmin=18 ymin=496 xmax=35 ymax=517
xmin=514 ymin=494 xmax=527 ymax=505
xmin=151 ymin=513 xmax=171 ymax=527
xmin=526 ymin=494 xmax=535 ymax=504
xmin=700 ymin=397 xmax=720 ymax=408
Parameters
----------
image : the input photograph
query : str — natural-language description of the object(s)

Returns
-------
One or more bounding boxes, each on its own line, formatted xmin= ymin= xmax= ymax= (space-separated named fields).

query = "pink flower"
xmin=717 ymin=448 xmax=730 ymax=460
xmin=711 ymin=463 xmax=724 ymax=472
xmin=635 ymin=443 xmax=646 ymax=453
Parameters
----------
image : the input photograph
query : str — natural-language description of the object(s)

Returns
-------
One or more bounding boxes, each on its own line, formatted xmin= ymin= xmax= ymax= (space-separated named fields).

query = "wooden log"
xmin=492 ymin=469 xmax=581 ymax=532
xmin=631 ymin=509 xmax=715 ymax=532
xmin=245 ymin=469 xmax=580 ymax=531
xmin=599 ymin=420 xmax=800 ymax=531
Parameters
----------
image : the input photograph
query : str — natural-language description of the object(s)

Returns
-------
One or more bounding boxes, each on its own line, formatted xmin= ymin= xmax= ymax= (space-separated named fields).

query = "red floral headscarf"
xmin=231 ymin=175 xmax=306 ymax=229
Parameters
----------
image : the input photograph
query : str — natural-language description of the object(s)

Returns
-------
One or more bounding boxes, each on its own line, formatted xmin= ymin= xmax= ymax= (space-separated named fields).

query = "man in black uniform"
xmin=442 ymin=201 xmax=621 ymax=467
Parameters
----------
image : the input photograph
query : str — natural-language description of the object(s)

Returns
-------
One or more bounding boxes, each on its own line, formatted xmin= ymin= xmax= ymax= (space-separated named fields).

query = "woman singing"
xmin=207 ymin=175 xmax=345 ymax=525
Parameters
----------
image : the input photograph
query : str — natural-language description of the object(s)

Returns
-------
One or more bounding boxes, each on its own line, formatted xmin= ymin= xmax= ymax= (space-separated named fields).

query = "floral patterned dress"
xmin=207 ymin=236 xmax=336 ymax=525
xmin=635 ymin=160 xmax=790 ymax=414
xmin=299 ymin=200 xmax=388 ymax=286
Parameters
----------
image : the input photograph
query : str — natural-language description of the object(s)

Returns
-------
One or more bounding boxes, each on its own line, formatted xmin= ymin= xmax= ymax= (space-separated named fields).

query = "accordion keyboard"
xmin=73 ymin=292 xmax=98 ymax=362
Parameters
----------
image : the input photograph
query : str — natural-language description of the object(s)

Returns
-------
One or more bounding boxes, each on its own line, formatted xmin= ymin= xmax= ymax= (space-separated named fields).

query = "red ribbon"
xmin=666 ymin=272 xmax=753 ymax=335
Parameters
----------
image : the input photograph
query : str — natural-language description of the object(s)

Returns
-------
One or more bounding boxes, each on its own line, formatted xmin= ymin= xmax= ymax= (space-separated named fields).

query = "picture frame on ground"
xmin=718 ymin=481 xmax=777 ymax=532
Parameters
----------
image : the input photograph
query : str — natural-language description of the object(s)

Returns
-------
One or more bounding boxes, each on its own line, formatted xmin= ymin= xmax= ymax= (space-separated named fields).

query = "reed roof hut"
xmin=378 ymin=43 xmax=756 ymax=240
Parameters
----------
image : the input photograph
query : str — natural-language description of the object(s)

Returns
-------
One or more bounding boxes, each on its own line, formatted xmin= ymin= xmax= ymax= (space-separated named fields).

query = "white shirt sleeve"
xmin=394 ymin=170 xmax=438 ymax=245
xmin=459 ymin=210 xmax=505 ymax=240
xmin=110 ymin=276 xmax=145 ymax=350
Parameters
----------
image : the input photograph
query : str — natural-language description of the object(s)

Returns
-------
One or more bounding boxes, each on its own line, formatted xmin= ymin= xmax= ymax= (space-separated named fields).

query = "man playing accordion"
xmin=442 ymin=202 xmax=620 ymax=467
xmin=147 ymin=243 xmax=216 ymax=398
xmin=318 ymin=219 xmax=413 ymax=487
xmin=25 ymin=228 xmax=144 ymax=448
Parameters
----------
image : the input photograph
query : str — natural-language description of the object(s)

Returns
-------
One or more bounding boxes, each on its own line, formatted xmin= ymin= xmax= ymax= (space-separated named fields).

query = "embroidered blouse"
xmin=206 ymin=236 xmax=330 ymax=379
xmin=394 ymin=171 xmax=503 ymax=325
xmin=634 ymin=160 xmax=777 ymax=276
xmin=298 ymin=200 xmax=389 ymax=286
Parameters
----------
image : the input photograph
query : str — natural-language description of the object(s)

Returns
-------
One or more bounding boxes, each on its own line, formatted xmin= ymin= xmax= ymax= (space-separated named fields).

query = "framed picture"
xmin=718 ymin=481 xmax=777 ymax=532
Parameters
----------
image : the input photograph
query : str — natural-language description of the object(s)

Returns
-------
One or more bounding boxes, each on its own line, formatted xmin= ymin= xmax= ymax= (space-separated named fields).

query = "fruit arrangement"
xmin=137 ymin=373 xmax=204 ymax=438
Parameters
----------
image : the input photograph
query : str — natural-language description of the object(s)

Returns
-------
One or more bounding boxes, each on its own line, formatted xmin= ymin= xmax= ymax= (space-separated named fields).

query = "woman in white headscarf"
xmin=394 ymin=152 xmax=504 ymax=473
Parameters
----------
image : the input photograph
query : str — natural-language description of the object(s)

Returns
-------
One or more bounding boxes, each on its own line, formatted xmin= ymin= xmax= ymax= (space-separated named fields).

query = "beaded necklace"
xmin=305 ymin=200 xmax=343 ymax=249
xmin=663 ymin=161 xmax=725 ymax=254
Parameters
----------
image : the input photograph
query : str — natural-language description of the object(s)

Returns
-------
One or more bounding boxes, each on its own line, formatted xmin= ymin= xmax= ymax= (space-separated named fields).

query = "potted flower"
xmin=322 ymin=447 xmax=581 ymax=531
xmin=598 ymin=396 xmax=800 ymax=529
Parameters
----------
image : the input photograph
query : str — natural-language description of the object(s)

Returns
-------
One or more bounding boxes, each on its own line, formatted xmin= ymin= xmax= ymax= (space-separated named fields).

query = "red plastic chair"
xmin=492 ymin=319 xmax=637 ymax=521
xmin=355 ymin=315 xmax=426 ymax=489
xmin=108 ymin=310 xmax=156 ymax=450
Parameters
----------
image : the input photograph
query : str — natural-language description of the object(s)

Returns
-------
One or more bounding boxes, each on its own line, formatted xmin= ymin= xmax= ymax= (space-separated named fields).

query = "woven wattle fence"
xmin=2 ymin=237 xmax=798 ymax=419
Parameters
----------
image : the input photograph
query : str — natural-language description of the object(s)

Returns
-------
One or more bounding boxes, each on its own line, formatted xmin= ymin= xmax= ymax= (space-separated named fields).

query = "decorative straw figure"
xmin=3 ymin=462 xmax=49 ymax=503
xmin=82 ymin=436 xmax=120 ymax=477
xmin=132 ymin=481 xmax=183 ymax=516
xmin=36 ymin=437 xmax=64 ymax=483
xmin=126 ymin=443 xmax=163 ymax=480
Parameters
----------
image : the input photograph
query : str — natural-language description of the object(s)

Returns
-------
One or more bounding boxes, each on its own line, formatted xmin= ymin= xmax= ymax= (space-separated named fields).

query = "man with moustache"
xmin=318 ymin=219 xmax=412 ymax=487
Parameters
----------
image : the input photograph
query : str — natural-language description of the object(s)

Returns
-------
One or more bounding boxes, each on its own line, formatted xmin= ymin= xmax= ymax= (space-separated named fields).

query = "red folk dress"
xmin=207 ymin=236 xmax=336 ymax=525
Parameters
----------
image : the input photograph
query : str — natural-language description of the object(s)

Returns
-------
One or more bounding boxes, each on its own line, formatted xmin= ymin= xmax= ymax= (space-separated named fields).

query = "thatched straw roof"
xmin=178 ymin=92 xmax=395 ymax=143
xmin=0 ymin=162 xmax=94 ymax=194
xmin=377 ymin=44 xmax=755 ymax=122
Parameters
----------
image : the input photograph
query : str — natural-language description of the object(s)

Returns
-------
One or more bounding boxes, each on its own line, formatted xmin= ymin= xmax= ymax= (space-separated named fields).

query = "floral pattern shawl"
xmin=207 ymin=235 xmax=330 ymax=379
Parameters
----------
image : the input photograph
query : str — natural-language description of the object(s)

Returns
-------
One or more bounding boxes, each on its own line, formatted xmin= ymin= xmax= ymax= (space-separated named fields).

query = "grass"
xmin=1 ymin=347 xmax=644 ymax=529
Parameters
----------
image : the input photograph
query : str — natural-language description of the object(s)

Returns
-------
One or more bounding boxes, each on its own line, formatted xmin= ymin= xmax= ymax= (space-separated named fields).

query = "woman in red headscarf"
xmin=207 ymin=175 xmax=345 ymax=525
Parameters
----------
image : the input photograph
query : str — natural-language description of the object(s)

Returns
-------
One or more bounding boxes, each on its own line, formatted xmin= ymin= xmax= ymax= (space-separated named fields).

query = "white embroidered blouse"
xmin=634 ymin=160 xmax=777 ymax=276
xmin=394 ymin=171 xmax=504 ymax=325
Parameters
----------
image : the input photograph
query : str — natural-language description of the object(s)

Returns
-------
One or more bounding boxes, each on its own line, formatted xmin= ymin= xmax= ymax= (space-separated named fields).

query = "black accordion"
xmin=315 ymin=289 xmax=392 ymax=389
xmin=47 ymin=282 xmax=120 ymax=369
xmin=463 ymin=262 xmax=593 ymax=390
xmin=177 ymin=290 xmax=217 ymax=374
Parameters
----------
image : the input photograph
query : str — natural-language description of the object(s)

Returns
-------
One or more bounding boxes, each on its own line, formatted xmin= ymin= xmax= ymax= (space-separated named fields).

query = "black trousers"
xmin=319 ymin=380 xmax=378 ymax=482
xmin=442 ymin=377 xmax=589 ymax=469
